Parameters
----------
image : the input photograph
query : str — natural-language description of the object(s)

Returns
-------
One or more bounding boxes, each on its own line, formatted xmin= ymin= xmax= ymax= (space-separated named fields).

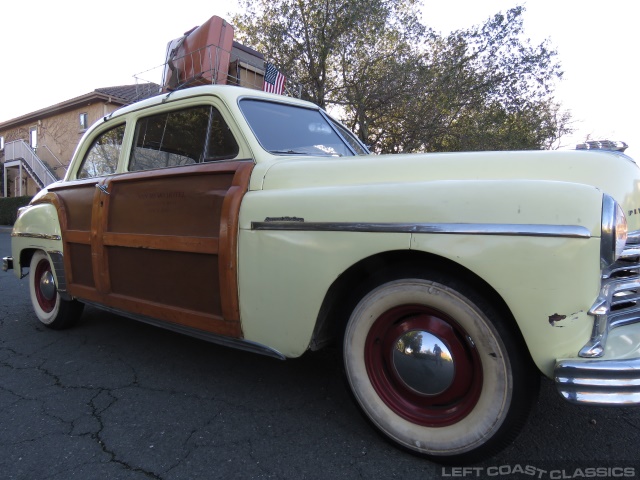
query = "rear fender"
xmin=11 ymin=202 xmax=63 ymax=279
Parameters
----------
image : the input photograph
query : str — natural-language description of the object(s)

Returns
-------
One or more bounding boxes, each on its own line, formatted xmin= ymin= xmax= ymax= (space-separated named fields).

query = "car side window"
xmin=77 ymin=124 xmax=126 ymax=179
xmin=329 ymin=118 xmax=369 ymax=155
xmin=129 ymin=105 xmax=239 ymax=172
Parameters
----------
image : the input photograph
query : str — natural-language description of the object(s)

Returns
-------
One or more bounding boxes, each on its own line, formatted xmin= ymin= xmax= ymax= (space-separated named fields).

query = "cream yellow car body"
xmin=9 ymin=87 xmax=639 ymax=377
xmin=6 ymin=85 xmax=640 ymax=461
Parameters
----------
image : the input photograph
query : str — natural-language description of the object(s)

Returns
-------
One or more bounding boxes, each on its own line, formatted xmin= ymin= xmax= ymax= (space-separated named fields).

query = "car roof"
xmin=103 ymin=84 xmax=319 ymax=121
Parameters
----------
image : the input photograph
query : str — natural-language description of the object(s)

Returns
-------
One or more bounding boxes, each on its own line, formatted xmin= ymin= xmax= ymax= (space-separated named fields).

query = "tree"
xmin=233 ymin=2 xmax=573 ymax=152
xmin=233 ymin=0 xmax=424 ymax=109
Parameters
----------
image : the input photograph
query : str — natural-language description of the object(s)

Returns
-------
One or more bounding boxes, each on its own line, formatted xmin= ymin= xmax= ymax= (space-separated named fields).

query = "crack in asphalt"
xmin=87 ymin=389 xmax=163 ymax=480
xmin=0 ymin=322 xmax=364 ymax=478
xmin=1 ymin=315 xmax=283 ymax=480
xmin=0 ymin=323 xmax=168 ymax=478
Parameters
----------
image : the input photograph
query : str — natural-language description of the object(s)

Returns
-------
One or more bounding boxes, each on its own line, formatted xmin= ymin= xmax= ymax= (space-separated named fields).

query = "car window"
xmin=329 ymin=118 xmax=369 ymax=155
xmin=129 ymin=105 xmax=239 ymax=172
xmin=239 ymin=99 xmax=365 ymax=157
xmin=77 ymin=124 xmax=126 ymax=179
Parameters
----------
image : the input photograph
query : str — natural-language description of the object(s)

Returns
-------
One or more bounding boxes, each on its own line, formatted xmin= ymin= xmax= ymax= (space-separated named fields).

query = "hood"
xmin=259 ymin=149 xmax=640 ymax=231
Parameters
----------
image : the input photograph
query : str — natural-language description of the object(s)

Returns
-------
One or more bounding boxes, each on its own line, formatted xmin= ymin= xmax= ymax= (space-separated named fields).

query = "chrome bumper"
xmin=2 ymin=256 xmax=12 ymax=272
xmin=555 ymin=357 xmax=640 ymax=405
xmin=579 ymin=238 xmax=640 ymax=359
xmin=557 ymin=231 xmax=640 ymax=405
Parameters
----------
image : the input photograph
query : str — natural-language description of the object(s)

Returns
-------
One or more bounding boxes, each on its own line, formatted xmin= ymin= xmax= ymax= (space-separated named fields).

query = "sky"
xmin=1 ymin=0 xmax=637 ymax=158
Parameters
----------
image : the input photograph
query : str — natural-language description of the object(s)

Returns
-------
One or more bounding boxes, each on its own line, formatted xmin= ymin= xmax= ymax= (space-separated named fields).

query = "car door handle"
xmin=95 ymin=184 xmax=110 ymax=195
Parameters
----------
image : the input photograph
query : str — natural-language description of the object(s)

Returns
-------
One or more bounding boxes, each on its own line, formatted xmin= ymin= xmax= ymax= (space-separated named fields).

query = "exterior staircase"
xmin=3 ymin=140 xmax=59 ymax=196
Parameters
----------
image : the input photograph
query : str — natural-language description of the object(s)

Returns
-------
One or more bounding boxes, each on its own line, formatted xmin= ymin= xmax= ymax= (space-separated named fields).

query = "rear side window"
xmin=77 ymin=124 xmax=126 ymax=179
xmin=129 ymin=105 xmax=239 ymax=172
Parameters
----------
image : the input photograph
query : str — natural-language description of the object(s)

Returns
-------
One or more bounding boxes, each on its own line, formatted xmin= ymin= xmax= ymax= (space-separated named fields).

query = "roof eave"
xmin=0 ymin=91 xmax=128 ymax=131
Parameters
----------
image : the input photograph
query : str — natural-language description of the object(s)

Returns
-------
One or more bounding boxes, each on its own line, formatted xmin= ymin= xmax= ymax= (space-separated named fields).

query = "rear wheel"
xmin=29 ymin=250 xmax=83 ymax=329
xmin=343 ymin=275 xmax=538 ymax=463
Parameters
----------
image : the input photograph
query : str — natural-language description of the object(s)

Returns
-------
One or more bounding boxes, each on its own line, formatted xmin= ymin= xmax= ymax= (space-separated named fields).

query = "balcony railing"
xmin=4 ymin=140 xmax=58 ymax=188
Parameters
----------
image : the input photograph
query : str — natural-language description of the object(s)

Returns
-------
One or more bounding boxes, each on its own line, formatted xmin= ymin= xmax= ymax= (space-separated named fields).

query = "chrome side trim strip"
xmin=11 ymin=232 xmax=62 ymax=241
xmin=251 ymin=221 xmax=591 ymax=238
xmin=81 ymin=301 xmax=287 ymax=361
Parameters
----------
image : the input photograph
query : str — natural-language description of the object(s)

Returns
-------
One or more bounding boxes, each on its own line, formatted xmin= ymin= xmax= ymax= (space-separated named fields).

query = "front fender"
xmin=238 ymin=178 xmax=604 ymax=369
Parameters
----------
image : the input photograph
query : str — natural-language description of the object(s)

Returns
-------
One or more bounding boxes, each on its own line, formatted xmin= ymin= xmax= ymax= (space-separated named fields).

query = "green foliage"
xmin=0 ymin=196 xmax=32 ymax=225
xmin=233 ymin=1 xmax=573 ymax=153
xmin=233 ymin=0 xmax=425 ymax=109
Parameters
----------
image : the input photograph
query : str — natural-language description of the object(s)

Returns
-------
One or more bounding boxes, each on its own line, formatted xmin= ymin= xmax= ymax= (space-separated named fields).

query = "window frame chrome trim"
xmin=319 ymin=110 xmax=370 ymax=155
xmin=237 ymin=97 xmax=367 ymax=157
xmin=251 ymin=221 xmax=591 ymax=238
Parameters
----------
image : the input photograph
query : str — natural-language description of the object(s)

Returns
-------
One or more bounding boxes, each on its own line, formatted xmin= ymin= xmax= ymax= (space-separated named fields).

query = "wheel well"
xmin=310 ymin=249 xmax=518 ymax=351
xmin=19 ymin=248 xmax=37 ymax=272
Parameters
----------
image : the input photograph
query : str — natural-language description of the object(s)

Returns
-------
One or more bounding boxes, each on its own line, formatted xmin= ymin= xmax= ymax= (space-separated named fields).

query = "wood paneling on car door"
xmin=50 ymin=161 xmax=252 ymax=338
xmin=45 ymin=180 xmax=98 ymax=290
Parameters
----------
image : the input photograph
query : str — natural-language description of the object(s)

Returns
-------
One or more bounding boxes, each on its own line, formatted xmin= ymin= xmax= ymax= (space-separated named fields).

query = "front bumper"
xmin=2 ymin=256 xmax=12 ymax=272
xmin=555 ymin=231 xmax=640 ymax=405
xmin=555 ymin=357 xmax=640 ymax=404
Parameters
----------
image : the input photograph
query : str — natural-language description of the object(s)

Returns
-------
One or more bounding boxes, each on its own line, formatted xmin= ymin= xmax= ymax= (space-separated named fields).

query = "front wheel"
xmin=343 ymin=275 xmax=538 ymax=463
xmin=29 ymin=250 xmax=83 ymax=329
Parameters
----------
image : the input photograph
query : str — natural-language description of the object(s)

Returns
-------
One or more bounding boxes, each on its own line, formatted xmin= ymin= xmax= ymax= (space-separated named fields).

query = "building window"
xmin=29 ymin=127 xmax=37 ymax=149
xmin=0 ymin=136 xmax=4 ymax=150
xmin=80 ymin=113 xmax=88 ymax=130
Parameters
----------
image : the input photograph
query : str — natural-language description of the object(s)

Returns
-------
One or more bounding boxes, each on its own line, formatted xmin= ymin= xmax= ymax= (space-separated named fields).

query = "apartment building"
xmin=0 ymin=84 xmax=159 ymax=197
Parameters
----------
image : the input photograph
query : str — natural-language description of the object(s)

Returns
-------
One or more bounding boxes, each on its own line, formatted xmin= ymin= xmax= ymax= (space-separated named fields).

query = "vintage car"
xmin=4 ymin=85 xmax=640 ymax=463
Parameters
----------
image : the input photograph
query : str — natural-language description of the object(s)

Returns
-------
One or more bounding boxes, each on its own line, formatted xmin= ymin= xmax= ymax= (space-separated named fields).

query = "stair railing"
xmin=4 ymin=140 xmax=58 ymax=187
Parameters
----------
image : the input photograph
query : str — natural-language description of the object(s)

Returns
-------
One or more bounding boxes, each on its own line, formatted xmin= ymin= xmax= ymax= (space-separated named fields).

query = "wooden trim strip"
xmin=92 ymin=180 xmax=110 ymax=294
xmin=64 ymin=229 xmax=92 ymax=244
xmin=102 ymin=233 xmax=219 ymax=254
xmin=71 ymin=285 xmax=241 ymax=337
xmin=218 ymin=162 xmax=254 ymax=324
xmin=102 ymin=159 xmax=254 ymax=184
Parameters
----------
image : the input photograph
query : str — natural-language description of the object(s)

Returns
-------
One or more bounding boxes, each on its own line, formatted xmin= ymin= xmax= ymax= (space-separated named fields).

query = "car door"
xmin=51 ymin=102 xmax=252 ymax=338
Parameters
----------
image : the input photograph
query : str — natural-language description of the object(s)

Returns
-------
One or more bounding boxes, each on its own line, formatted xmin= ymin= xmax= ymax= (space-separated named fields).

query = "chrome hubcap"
xmin=39 ymin=271 xmax=56 ymax=301
xmin=366 ymin=305 xmax=482 ymax=426
xmin=392 ymin=330 xmax=455 ymax=396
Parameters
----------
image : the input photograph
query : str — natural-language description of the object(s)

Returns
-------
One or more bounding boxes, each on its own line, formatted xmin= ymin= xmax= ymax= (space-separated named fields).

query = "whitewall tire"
xmin=343 ymin=275 xmax=537 ymax=463
xmin=29 ymin=250 xmax=83 ymax=329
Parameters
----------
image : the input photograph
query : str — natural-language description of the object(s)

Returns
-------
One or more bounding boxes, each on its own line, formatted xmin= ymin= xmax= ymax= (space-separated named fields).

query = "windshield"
xmin=239 ymin=99 xmax=368 ymax=157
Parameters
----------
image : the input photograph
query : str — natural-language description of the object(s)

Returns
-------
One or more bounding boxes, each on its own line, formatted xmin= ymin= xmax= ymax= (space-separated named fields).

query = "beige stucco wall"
xmin=0 ymin=124 xmax=37 ymax=197
xmin=1 ymin=100 xmax=122 ymax=197
xmin=37 ymin=102 xmax=118 ymax=174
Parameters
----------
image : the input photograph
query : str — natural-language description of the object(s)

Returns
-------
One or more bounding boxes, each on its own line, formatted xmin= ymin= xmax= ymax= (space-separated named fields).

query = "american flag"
xmin=263 ymin=63 xmax=286 ymax=95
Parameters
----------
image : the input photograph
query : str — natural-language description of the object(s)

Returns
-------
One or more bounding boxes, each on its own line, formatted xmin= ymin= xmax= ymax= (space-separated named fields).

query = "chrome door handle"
xmin=95 ymin=184 xmax=110 ymax=195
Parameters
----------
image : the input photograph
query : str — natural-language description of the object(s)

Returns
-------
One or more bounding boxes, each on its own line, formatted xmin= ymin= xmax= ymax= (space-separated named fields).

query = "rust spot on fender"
xmin=549 ymin=313 xmax=567 ymax=326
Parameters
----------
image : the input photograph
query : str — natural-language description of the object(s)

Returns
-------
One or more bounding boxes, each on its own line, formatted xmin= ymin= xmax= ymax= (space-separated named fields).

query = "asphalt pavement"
xmin=1 ymin=229 xmax=640 ymax=480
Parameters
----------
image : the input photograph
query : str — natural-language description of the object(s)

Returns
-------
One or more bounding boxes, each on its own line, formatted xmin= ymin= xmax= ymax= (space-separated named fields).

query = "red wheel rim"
xmin=34 ymin=258 xmax=56 ymax=313
xmin=364 ymin=304 xmax=482 ymax=427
